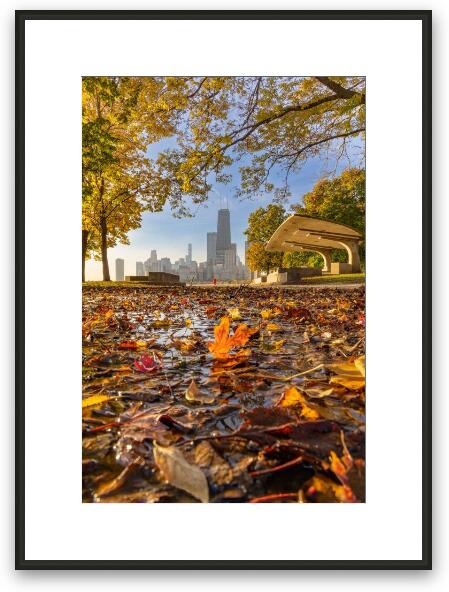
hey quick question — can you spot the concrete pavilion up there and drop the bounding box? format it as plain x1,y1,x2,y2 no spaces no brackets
265,214,363,273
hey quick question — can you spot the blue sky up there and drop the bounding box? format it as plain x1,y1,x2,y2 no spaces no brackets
85,139,359,280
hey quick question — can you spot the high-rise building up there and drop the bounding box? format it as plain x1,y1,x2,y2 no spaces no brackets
216,209,231,265
186,243,192,264
136,261,144,276
115,258,124,281
207,232,217,263
245,241,250,267
224,243,237,270
160,257,172,272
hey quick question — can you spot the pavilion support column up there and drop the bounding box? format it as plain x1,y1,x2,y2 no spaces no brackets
316,249,332,272
344,240,361,273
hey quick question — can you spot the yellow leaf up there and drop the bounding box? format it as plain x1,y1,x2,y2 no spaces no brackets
277,386,320,420
82,394,114,408
185,319,192,327
266,322,281,331
327,357,365,391
273,339,286,350
328,361,361,377
354,355,365,377
228,307,242,320
329,375,365,391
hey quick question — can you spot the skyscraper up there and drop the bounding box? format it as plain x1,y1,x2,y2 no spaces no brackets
207,232,217,263
245,241,250,267
136,261,144,276
186,243,192,264
215,208,231,265
115,258,124,281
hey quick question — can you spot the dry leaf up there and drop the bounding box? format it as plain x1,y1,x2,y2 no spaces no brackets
327,357,365,391
185,379,214,404
153,443,209,503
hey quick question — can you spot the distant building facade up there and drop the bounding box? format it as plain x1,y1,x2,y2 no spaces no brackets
135,207,249,284
136,261,145,276
115,258,124,281
207,232,217,264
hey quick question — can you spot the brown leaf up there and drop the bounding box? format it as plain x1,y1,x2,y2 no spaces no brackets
185,379,214,404
153,443,209,503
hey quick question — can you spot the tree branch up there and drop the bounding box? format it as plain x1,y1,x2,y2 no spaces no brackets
315,76,365,104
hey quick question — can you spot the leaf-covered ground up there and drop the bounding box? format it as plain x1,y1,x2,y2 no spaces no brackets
82,285,365,503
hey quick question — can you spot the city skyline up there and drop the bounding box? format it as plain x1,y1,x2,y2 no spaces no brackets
117,207,248,282
85,148,356,280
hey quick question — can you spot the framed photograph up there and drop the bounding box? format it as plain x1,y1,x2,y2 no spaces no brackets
16,10,431,569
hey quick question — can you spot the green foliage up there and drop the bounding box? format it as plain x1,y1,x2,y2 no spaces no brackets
297,168,365,234
246,242,283,274
295,167,365,264
245,204,287,243
245,204,287,273
282,251,325,269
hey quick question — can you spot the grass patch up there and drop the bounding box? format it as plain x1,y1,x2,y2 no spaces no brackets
300,273,365,285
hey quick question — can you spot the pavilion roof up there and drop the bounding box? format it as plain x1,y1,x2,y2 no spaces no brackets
265,214,362,252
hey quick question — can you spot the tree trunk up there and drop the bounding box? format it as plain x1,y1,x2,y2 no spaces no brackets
82,229,88,283
100,217,110,281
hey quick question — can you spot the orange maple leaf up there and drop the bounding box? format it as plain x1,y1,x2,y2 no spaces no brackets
208,316,257,358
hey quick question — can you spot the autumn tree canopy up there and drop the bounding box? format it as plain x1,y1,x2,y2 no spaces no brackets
152,76,365,208
82,76,179,280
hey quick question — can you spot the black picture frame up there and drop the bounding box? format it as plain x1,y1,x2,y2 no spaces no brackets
15,9,432,570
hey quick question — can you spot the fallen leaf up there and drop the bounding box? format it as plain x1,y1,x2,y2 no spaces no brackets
303,386,335,399
153,443,209,503
96,462,141,498
119,340,147,350
185,379,214,404
228,307,242,320
327,358,365,391
172,337,198,352
329,374,365,391
354,355,365,377
276,386,320,420
301,476,357,503
82,394,114,408
208,316,257,358
134,354,162,373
